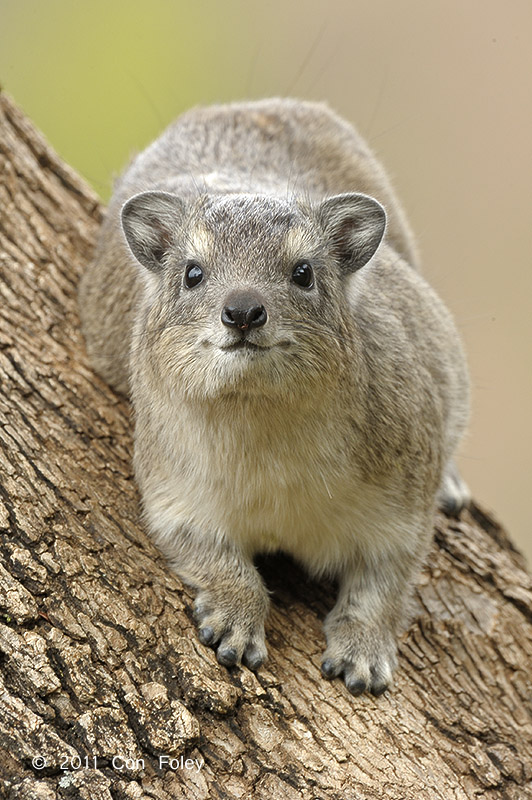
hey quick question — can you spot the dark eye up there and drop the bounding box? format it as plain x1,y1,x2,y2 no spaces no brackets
184,262,204,289
291,261,314,288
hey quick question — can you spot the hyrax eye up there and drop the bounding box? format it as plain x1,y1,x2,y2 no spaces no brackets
291,262,314,289
184,261,204,289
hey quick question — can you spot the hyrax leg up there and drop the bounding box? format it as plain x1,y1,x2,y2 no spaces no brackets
438,459,471,516
321,545,420,696
164,533,270,670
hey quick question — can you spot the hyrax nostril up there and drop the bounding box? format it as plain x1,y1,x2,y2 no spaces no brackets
221,291,268,331
221,303,267,330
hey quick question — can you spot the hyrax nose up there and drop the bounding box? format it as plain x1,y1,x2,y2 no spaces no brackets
221,291,268,332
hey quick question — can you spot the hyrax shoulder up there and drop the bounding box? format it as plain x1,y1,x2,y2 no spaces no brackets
79,98,469,696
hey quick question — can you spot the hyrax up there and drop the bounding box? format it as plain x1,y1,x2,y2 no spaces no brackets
79,98,470,695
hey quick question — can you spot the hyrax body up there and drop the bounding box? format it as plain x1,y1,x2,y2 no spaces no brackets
79,98,469,695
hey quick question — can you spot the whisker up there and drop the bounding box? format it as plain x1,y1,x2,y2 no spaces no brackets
283,22,329,97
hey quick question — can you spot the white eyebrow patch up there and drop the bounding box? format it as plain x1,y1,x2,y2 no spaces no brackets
283,225,315,260
187,226,215,258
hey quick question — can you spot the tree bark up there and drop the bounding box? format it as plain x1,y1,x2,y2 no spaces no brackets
0,90,531,800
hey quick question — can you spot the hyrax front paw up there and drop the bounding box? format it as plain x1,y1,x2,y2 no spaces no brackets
194,584,269,671
321,615,398,696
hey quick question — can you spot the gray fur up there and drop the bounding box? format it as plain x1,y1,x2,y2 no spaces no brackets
79,98,470,695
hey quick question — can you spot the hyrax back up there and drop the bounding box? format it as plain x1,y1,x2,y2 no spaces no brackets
79,98,469,695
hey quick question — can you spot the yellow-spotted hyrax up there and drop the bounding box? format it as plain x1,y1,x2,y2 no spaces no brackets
79,99,470,696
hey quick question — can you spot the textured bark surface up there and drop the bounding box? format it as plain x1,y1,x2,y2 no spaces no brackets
1,90,532,800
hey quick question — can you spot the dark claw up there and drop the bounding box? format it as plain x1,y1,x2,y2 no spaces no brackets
320,659,337,679
198,626,216,646
243,646,265,671
346,677,367,696
217,646,238,667
370,681,389,697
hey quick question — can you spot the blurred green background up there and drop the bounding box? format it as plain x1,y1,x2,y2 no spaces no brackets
1,0,531,561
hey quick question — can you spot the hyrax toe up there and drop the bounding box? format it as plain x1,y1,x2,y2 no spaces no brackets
242,642,268,671
438,460,471,516
216,644,239,667
214,627,268,669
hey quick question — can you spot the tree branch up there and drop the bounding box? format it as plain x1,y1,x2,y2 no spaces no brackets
1,90,531,800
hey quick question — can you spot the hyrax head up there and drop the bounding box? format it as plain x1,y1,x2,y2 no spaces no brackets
121,191,386,399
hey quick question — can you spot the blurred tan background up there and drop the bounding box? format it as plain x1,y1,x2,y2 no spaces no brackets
1,0,530,561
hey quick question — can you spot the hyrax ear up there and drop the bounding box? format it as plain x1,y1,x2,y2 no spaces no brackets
121,191,186,272
318,193,386,273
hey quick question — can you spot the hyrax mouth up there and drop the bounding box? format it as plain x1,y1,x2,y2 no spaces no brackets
218,338,292,354
220,340,270,352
